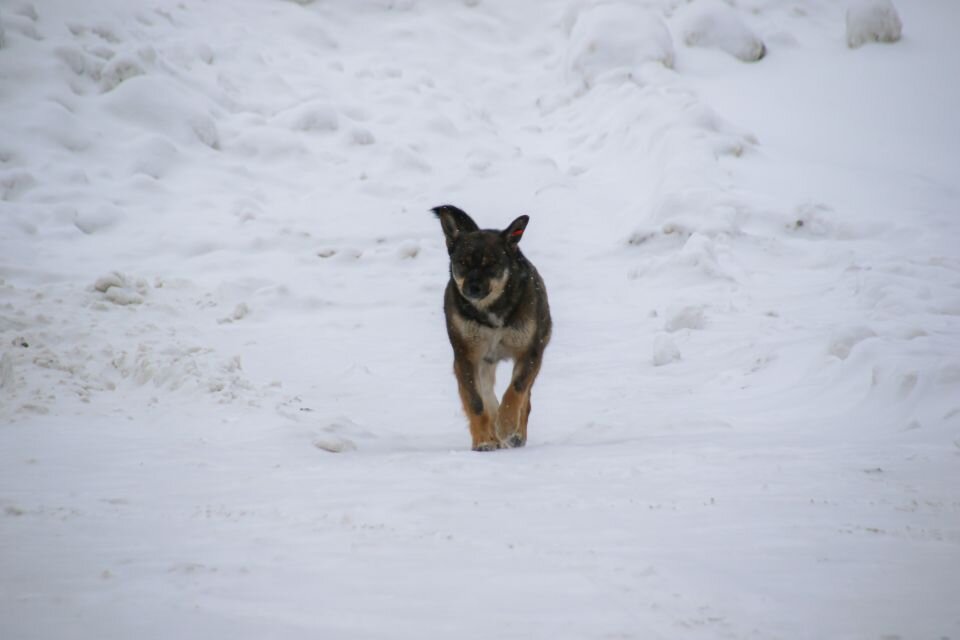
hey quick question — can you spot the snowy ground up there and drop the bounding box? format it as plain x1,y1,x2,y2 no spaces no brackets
1,0,959,638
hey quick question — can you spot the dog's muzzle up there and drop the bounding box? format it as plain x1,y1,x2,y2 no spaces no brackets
463,281,486,299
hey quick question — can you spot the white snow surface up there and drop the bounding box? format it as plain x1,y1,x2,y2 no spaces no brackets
2,0,959,638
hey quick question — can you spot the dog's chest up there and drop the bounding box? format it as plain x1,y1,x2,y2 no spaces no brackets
453,314,533,362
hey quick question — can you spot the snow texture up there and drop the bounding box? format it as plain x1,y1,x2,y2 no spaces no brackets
1,0,959,638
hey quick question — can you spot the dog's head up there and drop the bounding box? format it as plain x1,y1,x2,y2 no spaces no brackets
433,205,529,309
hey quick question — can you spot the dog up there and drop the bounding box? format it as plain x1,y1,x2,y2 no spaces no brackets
433,205,552,451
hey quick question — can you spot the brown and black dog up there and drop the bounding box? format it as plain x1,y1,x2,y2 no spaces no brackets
433,205,552,451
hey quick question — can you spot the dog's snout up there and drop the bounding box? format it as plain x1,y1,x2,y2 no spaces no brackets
464,281,484,298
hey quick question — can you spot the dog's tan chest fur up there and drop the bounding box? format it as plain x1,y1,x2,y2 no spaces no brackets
451,313,535,363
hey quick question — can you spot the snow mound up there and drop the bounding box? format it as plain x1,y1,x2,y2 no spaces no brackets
0,169,36,201
273,101,339,133
846,0,902,48
652,334,681,366
349,126,376,146
128,134,180,179
311,417,371,453
217,302,250,324
92,272,147,306
99,52,148,92
828,326,877,360
678,1,766,62
677,232,736,280
566,3,674,87
664,304,706,332
74,204,124,235
101,75,221,149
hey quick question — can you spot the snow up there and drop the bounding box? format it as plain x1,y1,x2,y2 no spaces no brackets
651,334,681,367
677,1,767,62
846,0,904,49
566,3,675,88
1,0,959,638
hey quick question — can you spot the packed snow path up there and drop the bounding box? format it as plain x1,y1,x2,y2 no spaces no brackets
1,0,958,638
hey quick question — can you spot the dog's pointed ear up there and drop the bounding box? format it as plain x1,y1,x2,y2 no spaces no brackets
503,215,529,249
433,205,479,252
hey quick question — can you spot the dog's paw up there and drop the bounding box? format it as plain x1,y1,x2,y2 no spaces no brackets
503,433,526,449
473,442,500,452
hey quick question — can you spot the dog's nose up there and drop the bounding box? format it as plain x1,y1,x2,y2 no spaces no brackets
464,282,483,298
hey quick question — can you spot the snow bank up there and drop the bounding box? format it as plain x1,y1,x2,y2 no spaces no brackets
847,0,903,48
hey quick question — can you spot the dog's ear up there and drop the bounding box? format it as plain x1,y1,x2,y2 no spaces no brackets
433,205,479,252
502,215,529,249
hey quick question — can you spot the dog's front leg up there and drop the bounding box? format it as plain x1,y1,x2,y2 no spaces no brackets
453,353,500,451
497,348,543,448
